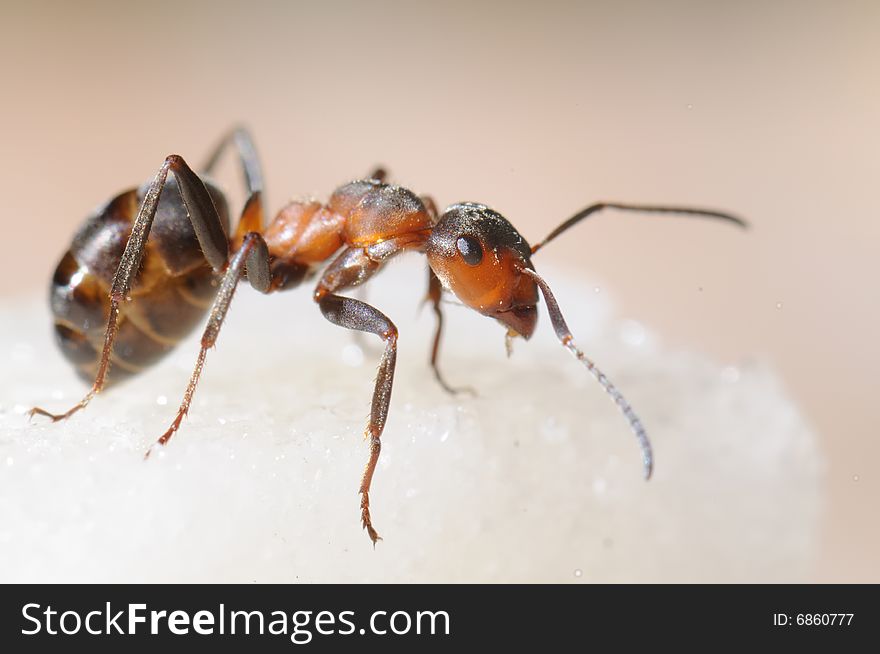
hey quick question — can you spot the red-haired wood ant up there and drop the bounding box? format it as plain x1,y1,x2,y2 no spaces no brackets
30,128,745,544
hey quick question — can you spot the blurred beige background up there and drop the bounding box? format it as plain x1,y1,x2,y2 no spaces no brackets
0,0,876,581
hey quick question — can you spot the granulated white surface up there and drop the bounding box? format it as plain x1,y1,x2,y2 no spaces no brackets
0,262,822,582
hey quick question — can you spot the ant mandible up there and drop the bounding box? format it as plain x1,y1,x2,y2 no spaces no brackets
30,127,746,544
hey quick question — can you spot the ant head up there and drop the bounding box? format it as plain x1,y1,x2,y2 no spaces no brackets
426,203,539,338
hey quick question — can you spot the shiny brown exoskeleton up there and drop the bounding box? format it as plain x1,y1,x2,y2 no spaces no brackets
31,128,746,544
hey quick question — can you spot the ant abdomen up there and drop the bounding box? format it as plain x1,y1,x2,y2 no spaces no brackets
49,177,229,384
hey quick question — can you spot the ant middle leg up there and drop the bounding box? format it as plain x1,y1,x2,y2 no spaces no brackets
29,155,234,422
146,231,272,457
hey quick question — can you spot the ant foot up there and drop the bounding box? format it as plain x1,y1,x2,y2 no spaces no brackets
27,403,84,423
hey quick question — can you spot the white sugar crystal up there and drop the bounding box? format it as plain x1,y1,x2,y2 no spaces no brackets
0,264,821,582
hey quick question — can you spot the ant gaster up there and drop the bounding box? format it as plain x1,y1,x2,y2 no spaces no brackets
31,128,746,544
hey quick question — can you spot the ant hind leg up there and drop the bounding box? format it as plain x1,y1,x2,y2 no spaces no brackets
29,155,232,423
200,126,264,199
200,127,267,247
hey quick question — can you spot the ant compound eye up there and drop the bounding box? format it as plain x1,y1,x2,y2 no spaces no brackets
456,235,483,266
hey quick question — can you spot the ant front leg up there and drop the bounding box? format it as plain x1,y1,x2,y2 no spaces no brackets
425,268,475,396
29,155,231,423
146,231,272,457
418,193,474,394
314,245,413,545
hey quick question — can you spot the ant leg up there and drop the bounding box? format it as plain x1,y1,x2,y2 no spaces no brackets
200,125,264,197
314,241,429,544
418,191,473,395
145,231,271,457
29,155,233,422
199,127,266,246
317,290,397,545
425,268,475,396
419,191,470,392
349,286,371,351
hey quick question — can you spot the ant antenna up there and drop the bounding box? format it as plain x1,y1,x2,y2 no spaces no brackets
530,202,747,254
521,267,653,479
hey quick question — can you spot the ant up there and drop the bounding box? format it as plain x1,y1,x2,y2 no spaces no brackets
30,127,746,544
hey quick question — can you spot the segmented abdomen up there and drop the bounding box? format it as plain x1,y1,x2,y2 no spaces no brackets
50,179,228,384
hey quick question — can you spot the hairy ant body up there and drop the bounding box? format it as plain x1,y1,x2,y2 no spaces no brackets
31,128,745,544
